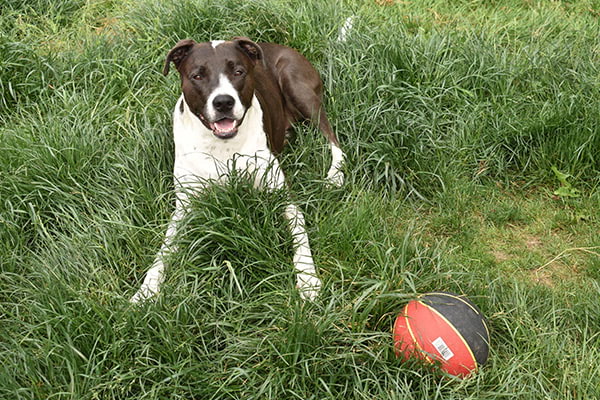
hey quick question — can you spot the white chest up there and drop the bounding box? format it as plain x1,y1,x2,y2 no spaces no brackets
171,95,283,189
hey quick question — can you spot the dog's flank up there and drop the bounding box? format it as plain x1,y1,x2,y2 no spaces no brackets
131,37,344,303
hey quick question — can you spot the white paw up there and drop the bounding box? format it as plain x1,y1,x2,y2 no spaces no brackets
130,285,159,304
326,145,345,187
326,167,344,187
296,273,322,301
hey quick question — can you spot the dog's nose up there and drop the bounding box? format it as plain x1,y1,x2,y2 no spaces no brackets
213,95,235,113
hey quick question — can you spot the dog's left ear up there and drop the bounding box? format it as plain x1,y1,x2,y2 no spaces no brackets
233,37,264,65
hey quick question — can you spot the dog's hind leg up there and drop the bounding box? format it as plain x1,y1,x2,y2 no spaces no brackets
315,111,345,187
281,76,345,186
306,102,345,187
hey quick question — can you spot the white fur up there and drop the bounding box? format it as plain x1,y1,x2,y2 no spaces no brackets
337,16,355,43
211,40,225,49
131,91,320,302
326,143,345,186
205,74,246,122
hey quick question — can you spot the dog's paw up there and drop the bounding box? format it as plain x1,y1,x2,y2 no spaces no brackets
326,145,345,187
130,285,158,304
326,167,344,187
296,273,322,301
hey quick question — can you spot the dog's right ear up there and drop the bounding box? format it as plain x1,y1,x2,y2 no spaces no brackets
163,39,196,76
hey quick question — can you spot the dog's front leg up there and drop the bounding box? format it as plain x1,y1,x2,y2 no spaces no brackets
284,203,321,301
253,153,321,300
130,193,188,303
256,156,321,299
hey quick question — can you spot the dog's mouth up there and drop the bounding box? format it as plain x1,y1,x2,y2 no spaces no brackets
196,113,240,139
209,118,239,139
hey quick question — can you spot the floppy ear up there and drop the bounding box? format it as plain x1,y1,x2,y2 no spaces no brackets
233,37,264,64
163,39,196,76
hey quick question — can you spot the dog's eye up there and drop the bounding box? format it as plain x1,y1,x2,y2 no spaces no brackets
192,67,207,81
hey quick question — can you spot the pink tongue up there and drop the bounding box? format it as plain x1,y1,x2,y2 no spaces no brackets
214,119,236,132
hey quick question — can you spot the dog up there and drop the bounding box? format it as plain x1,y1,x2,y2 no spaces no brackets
130,37,345,303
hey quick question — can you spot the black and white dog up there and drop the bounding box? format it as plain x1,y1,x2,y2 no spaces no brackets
130,37,344,302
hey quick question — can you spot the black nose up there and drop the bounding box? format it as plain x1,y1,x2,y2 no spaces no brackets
213,95,235,113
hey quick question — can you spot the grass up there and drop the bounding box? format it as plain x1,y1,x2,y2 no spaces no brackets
1,0,600,398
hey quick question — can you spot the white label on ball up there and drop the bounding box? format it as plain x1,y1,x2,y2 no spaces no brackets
432,337,454,361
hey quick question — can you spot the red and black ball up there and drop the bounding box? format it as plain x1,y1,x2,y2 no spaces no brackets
393,292,490,377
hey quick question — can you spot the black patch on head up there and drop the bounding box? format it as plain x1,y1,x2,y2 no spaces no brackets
179,98,184,114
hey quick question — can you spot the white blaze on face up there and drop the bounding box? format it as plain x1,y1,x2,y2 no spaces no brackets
205,73,246,122
211,40,225,48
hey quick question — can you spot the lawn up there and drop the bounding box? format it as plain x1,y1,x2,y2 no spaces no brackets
1,0,599,399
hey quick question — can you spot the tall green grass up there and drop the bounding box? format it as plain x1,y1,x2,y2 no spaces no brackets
1,0,599,399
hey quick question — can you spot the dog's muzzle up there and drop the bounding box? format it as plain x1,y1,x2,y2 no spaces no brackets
195,94,248,139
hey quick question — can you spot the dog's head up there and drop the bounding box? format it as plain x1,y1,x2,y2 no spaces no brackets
163,37,263,139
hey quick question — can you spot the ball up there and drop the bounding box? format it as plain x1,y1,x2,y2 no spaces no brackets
393,292,490,377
